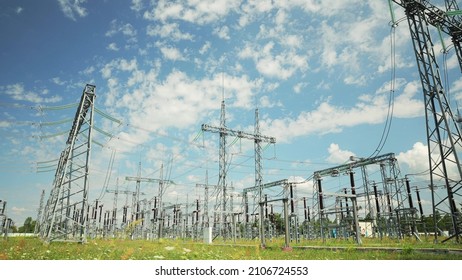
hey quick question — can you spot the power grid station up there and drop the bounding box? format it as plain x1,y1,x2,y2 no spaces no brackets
2,1,462,247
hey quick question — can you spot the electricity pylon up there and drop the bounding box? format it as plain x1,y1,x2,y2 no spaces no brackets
202,101,276,239
392,0,462,242
40,84,96,243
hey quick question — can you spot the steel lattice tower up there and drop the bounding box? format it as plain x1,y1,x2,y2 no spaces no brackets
40,84,96,243
202,102,276,239
393,0,462,242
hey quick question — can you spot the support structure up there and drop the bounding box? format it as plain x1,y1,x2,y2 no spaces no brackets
34,190,45,234
312,153,412,240
243,179,288,240
392,0,462,242
202,102,276,240
196,170,214,228
40,84,96,243
0,200,7,237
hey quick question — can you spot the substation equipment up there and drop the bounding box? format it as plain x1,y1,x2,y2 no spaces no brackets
35,0,462,244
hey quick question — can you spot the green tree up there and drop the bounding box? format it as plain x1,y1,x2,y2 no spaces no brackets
269,213,284,234
18,217,35,233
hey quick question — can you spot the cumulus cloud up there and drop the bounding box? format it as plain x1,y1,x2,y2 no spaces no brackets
57,0,88,21
106,20,137,37
130,0,144,12
99,56,264,153
239,41,308,80
107,42,120,51
326,143,356,164
143,0,241,25
159,46,186,61
147,23,194,41
260,79,423,143
213,26,230,40
397,142,429,175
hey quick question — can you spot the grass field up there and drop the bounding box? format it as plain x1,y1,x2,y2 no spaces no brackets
1,236,462,260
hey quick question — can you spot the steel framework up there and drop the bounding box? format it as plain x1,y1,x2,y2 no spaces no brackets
34,190,45,234
39,84,96,243
202,102,276,240
392,0,462,242
0,200,7,236
312,153,413,240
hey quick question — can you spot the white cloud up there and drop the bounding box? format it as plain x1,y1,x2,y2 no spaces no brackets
397,142,429,176
146,23,194,41
199,41,211,55
260,80,423,143
259,95,281,108
143,0,241,25
159,46,186,61
239,41,308,80
11,206,27,213
16,7,23,14
0,121,11,128
239,0,274,27
130,0,144,12
0,83,62,104
106,20,137,37
397,139,462,185
99,56,263,153
326,143,356,164
101,58,138,79
81,66,95,76
51,77,66,86
57,0,88,21
293,82,307,94
213,26,230,40
107,42,120,51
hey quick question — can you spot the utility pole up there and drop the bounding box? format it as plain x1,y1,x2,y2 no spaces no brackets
202,102,276,240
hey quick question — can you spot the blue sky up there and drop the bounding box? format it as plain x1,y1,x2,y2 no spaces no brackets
1,0,461,225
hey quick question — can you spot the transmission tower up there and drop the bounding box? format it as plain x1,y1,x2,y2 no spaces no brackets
392,0,462,242
40,84,96,243
202,102,276,239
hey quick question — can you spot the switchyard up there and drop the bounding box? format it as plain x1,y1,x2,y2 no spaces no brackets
13,0,458,249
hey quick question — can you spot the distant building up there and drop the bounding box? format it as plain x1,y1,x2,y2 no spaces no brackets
358,221,373,237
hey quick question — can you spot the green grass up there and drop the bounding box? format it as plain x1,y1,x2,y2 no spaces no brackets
1,236,462,260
